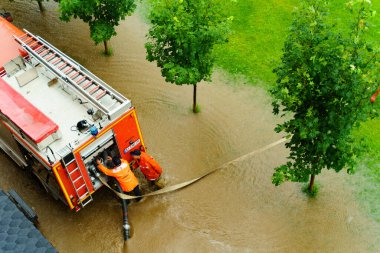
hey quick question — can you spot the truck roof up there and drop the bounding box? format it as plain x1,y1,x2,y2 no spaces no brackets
0,20,132,165
0,78,59,143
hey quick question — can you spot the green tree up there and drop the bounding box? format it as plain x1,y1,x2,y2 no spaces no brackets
59,0,136,55
271,0,379,193
145,0,232,113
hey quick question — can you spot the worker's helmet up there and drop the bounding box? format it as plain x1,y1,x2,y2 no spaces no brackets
130,150,141,157
112,157,122,166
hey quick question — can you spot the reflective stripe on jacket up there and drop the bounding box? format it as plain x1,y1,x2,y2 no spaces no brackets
98,159,139,192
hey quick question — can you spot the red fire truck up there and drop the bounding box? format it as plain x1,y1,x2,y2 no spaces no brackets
0,17,146,212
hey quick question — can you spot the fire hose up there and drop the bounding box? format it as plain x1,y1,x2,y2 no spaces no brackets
97,138,286,240
111,180,130,241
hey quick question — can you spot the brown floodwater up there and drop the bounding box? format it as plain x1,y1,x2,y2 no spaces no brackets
0,1,379,252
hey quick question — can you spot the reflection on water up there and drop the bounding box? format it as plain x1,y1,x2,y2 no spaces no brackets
0,1,379,252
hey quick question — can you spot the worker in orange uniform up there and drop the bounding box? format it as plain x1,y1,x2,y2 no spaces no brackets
96,156,142,201
130,150,164,189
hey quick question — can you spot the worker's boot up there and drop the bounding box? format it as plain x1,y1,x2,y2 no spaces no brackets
154,180,164,190
149,177,164,190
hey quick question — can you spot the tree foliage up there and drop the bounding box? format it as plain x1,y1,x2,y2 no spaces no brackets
271,0,379,191
59,0,136,54
145,0,232,112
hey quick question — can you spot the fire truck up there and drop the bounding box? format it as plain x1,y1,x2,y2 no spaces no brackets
0,17,146,212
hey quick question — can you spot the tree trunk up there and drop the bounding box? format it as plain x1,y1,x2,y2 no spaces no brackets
37,0,44,12
308,174,315,192
104,40,109,55
192,84,197,113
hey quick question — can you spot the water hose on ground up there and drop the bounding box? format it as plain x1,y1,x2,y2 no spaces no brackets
99,138,287,201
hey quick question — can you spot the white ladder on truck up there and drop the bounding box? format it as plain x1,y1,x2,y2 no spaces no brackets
62,154,93,208
14,30,132,121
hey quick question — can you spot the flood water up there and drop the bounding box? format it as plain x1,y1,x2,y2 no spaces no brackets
1,1,379,252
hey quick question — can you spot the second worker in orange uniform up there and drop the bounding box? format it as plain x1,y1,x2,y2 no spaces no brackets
130,150,164,189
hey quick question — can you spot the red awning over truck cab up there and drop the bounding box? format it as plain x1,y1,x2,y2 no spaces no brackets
0,78,59,143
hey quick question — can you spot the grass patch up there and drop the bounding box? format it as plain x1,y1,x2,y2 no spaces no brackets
302,183,319,198
194,104,201,113
351,160,380,223
213,0,297,89
352,119,380,223
213,0,380,89
103,47,113,56
190,104,201,113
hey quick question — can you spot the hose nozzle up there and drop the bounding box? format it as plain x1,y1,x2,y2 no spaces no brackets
123,223,130,240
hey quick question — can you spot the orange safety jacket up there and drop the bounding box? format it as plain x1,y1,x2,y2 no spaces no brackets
137,152,163,181
98,159,139,192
